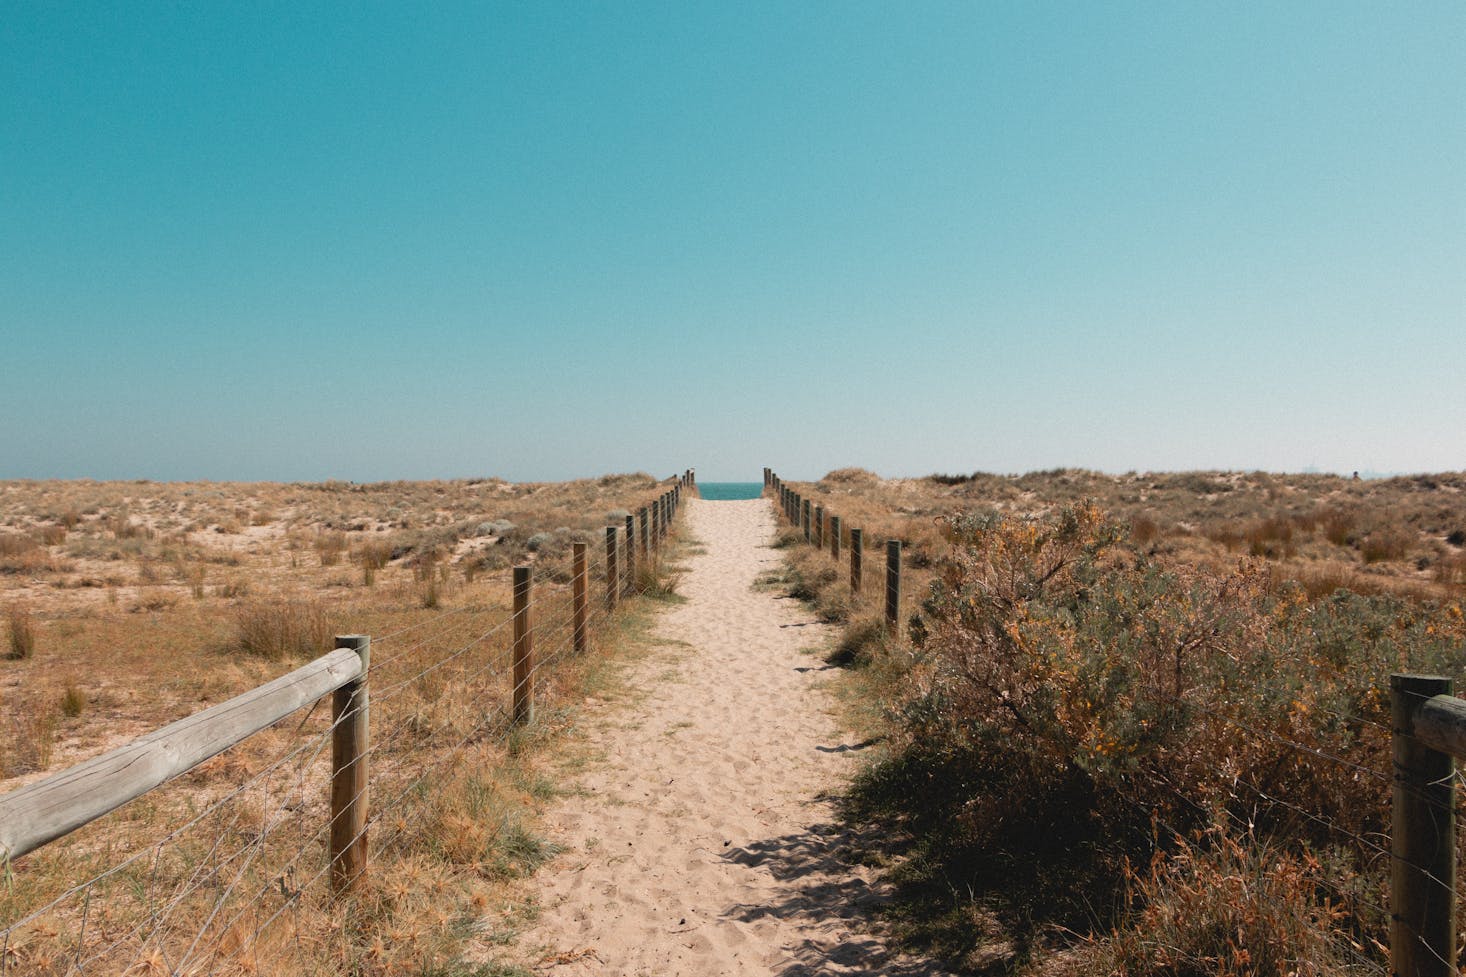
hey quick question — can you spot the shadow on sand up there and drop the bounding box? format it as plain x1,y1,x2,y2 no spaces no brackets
719,811,957,977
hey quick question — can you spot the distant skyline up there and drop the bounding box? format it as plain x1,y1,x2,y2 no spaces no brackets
3,3,1463,484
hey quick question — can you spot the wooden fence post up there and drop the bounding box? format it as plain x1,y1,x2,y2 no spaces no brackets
512,567,534,726
639,507,650,565
831,515,842,561
885,539,902,635
572,542,588,655
624,514,637,596
802,499,811,542
814,505,824,549
850,528,863,592
605,526,618,611
1391,673,1456,977
330,634,370,894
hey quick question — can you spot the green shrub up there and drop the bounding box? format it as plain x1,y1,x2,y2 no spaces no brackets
857,502,1466,966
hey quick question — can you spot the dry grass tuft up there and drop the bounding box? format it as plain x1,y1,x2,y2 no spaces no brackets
60,679,85,718
233,598,331,660
1079,827,1351,976
7,604,36,659
0,471,686,973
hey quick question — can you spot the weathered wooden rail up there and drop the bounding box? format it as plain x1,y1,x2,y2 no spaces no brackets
0,470,695,916
0,637,373,890
766,466,1466,976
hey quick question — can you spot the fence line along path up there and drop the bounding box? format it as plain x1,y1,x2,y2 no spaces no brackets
500,496,955,976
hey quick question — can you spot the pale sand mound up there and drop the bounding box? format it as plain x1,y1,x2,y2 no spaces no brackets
505,498,954,976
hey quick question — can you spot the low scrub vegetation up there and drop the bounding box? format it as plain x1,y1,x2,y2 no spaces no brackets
776,469,1466,972
0,471,685,975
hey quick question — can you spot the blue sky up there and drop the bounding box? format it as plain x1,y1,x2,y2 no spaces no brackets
3,2,1462,482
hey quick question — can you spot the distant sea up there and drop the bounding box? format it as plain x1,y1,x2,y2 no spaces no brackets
698,482,765,501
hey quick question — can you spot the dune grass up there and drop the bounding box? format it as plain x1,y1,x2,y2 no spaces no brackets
0,473,690,975
772,468,1466,973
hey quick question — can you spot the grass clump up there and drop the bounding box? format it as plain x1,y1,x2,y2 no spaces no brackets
827,617,884,667
1081,826,1351,976
7,604,36,659
634,558,684,600
60,679,85,717
233,598,331,660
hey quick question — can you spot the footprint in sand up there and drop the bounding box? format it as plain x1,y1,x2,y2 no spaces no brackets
500,497,958,977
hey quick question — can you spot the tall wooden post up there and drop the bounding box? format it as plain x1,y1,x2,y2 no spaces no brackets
330,634,370,894
1392,673,1456,977
814,505,824,549
802,499,811,542
572,542,588,655
850,528,863,592
624,514,637,596
885,539,902,636
605,526,618,611
639,507,650,564
512,567,534,726
831,515,842,560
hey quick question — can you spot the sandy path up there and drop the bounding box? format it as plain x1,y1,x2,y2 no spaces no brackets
509,497,951,977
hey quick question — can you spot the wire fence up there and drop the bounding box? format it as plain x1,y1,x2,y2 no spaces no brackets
0,475,693,976
764,466,1466,976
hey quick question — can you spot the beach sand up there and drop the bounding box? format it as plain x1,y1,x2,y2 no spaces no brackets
505,497,953,976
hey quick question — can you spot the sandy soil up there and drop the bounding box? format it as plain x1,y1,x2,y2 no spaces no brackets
506,497,952,976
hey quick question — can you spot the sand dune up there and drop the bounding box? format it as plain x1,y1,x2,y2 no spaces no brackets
507,497,953,976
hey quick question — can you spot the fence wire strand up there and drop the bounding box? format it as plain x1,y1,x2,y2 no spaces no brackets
0,506,682,976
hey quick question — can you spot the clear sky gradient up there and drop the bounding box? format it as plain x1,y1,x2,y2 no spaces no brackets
3,2,1462,482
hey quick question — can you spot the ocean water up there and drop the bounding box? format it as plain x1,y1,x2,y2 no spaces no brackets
697,482,765,501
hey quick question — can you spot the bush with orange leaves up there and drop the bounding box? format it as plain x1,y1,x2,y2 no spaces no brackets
857,502,1466,969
